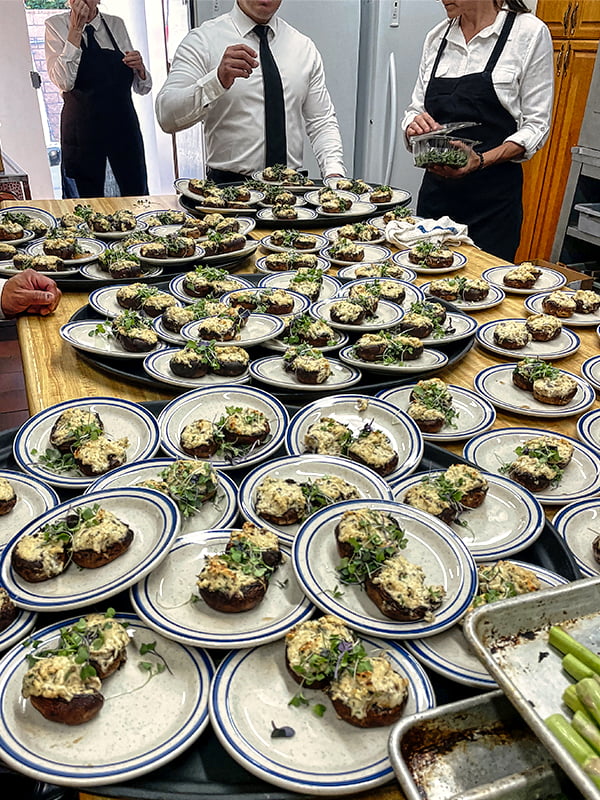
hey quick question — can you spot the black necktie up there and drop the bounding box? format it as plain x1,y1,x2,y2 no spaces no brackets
253,25,287,168
85,24,100,51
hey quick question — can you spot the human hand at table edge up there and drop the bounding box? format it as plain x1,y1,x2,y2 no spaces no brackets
1,270,62,318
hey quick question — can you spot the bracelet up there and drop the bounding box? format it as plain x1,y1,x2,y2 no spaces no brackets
475,151,485,171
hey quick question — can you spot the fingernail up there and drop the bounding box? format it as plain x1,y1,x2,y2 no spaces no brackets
45,293,52,301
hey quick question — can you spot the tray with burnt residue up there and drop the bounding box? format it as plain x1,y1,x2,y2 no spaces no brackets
389,690,579,800
463,577,600,800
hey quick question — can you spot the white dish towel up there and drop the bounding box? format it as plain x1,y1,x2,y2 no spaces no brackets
385,215,477,250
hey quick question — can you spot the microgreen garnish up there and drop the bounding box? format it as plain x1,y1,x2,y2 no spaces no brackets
159,460,219,517
312,704,326,718
288,692,309,708
290,636,371,688
410,381,459,428
336,513,407,584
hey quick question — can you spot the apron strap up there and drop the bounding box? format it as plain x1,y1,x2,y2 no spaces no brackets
484,11,517,72
430,21,453,80
81,13,124,55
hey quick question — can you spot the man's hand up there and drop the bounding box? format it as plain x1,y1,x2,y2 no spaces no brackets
217,44,258,89
68,0,91,33
123,50,147,80
1,270,62,318
405,112,442,139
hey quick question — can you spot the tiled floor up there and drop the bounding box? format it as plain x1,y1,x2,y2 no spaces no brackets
0,320,29,431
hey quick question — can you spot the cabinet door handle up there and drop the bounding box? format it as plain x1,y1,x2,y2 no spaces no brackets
563,2,572,35
563,43,571,76
570,2,579,36
556,43,564,77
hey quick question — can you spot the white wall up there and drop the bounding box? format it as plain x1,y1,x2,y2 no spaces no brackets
0,0,54,199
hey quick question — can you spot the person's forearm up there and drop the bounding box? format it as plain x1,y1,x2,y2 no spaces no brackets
481,141,526,169
67,19,84,48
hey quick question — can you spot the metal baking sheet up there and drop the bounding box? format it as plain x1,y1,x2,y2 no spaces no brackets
389,689,577,800
464,576,600,800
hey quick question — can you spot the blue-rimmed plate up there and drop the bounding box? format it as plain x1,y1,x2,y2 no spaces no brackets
336,277,425,311
304,188,359,207
151,316,187,347
91,221,148,241
0,488,180,611
131,529,312,648
135,209,191,227
580,354,600,392
475,318,580,360
88,286,182,320
0,229,35,247
79,262,163,281
392,249,467,274
209,635,434,795
168,272,253,304
0,612,213,787
181,313,284,348
256,207,317,223
0,470,59,549
404,561,569,688
338,344,448,374
60,320,167,360
220,287,310,316
175,178,264,208
322,226,386,245
257,271,341,301
321,243,391,267
255,254,329,274
249,355,361,392
317,200,378,218
310,297,403,332
285,394,423,484
238,453,394,545
143,348,250,389
86,458,238,536
0,206,57,232
158,385,289,472
391,470,544,561
128,242,204,267
0,607,37,654
261,326,349,354
473,363,595,418
577,408,600,453
553,499,600,578
292,499,477,639
337,264,418,283
149,216,255,241
420,280,505,311
377,384,496,443
463,426,600,506
26,237,106,266
418,313,478,345
359,188,411,207
259,233,329,254
481,265,566,295
524,291,600,327
13,396,160,490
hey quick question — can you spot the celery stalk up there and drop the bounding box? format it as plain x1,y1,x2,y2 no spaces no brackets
549,627,600,676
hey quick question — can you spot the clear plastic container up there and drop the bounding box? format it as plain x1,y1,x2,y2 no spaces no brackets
412,135,479,169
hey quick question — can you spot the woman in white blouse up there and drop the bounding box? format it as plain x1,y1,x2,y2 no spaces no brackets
403,0,553,261
45,0,151,198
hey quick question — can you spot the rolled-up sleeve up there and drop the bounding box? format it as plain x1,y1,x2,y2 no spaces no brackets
45,18,81,92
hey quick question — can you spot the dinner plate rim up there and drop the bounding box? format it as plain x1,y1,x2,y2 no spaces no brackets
523,291,600,327
0,469,60,549
0,206,57,229
336,263,418,283
180,311,286,346
174,178,264,206
552,498,600,578
392,249,467,273
420,281,505,310
480,265,567,294
475,317,581,360
309,297,404,332
321,243,392,266
142,348,250,389
59,320,167,360
249,355,362,392
577,408,600,453
256,206,317,222
338,344,449,373
580,354,600,392
259,233,329,254
25,237,106,266
167,272,253,304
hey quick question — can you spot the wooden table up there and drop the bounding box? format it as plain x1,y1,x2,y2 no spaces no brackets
2,195,599,800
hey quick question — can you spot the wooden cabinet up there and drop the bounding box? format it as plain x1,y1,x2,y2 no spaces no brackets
516,5,598,262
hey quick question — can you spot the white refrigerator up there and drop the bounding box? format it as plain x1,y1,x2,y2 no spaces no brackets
190,0,445,202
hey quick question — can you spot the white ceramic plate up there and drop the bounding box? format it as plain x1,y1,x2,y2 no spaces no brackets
317,200,378,217
577,408,600,453
13,396,160,490
359,187,412,207
463,427,600,506
0,488,180,611
254,254,330,274
174,178,263,208
135,209,191,227
131,529,313,648
377,384,496,443
0,612,213,786
143,348,250,389
261,326,349,354
259,233,329,254
60,320,167,360
419,313,478,344
553,499,600,578
321,243,392,267
481,266,566,295
285,394,424,484
420,281,506,311
181,313,285,347
252,170,315,189
158,385,288,472
472,363,595,419
249,355,361,392
257,271,341,300
475,318,580,360
339,345,448,374
0,470,59,549
168,272,253,304
392,249,467,274
405,562,569,688
150,317,187,347
127,242,204,267
0,607,37,654
209,635,434,795
220,288,310,316
198,239,260,265
322,226,386,245
257,194,306,208
337,263,418,283
25,237,106,266
580,354,600,392
524,291,600,327
149,217,256,242
0,206,57,231
87,458,238,536
310,297,404,332
79,262,163,281
304,189,359,207
0,229,35,247
88,286,182,320
292,498,477,639
368,214,423,231
256,207,317,223
391,470,545,561
0,262,81,278
337,277,425,310
238,454,394,545
92,224,147,241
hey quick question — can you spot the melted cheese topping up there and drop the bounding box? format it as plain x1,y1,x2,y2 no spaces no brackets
163,306,195,329
444,464,488,494
143,294,178,314
371,553,445,619
0,476,16,504
493,321,530,346
543,292,577,312
255,477,306,520
533,374,577,399
312,475,359,503
407,402,445,424
574,289,600,312
348,430,396,468
525,314,562,336
50,409,101,449
522,435,574,466
71,507,131,553
79,614,131,672
197,554,262,595
336,508,399,546
215,346,249,366
73,436,129,474
293,354,331,383
504,264,541,283
22,655,102,701
180,419,215,450
330,300,364,323
328,656,408,718
304,417,352,455
225,408,269,438
0,587,15,615
471,561,540,612
285,616,354,671
229,521,280,553
510,455,558,481
13,531,67,576
196,316,237,339
403,483,451,517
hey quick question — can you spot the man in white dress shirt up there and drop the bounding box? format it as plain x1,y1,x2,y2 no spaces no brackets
156,0,345,182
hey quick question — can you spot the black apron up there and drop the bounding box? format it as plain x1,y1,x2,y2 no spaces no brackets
417,12,522,261
60,14,148,198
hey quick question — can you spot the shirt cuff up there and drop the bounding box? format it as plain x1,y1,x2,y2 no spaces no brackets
504,132,537,161
63,39,82,59
200,70,227,105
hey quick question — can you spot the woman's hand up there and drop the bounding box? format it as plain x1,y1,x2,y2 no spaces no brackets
69,0,90,32
406,113,441,138
427,141,483,180
123,50,147,80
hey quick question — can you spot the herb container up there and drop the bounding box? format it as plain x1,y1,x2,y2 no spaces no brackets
412,136,479,169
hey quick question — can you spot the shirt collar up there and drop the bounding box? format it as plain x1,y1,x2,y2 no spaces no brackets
232,2,279,38
447,7,507,48
85,13,102,31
